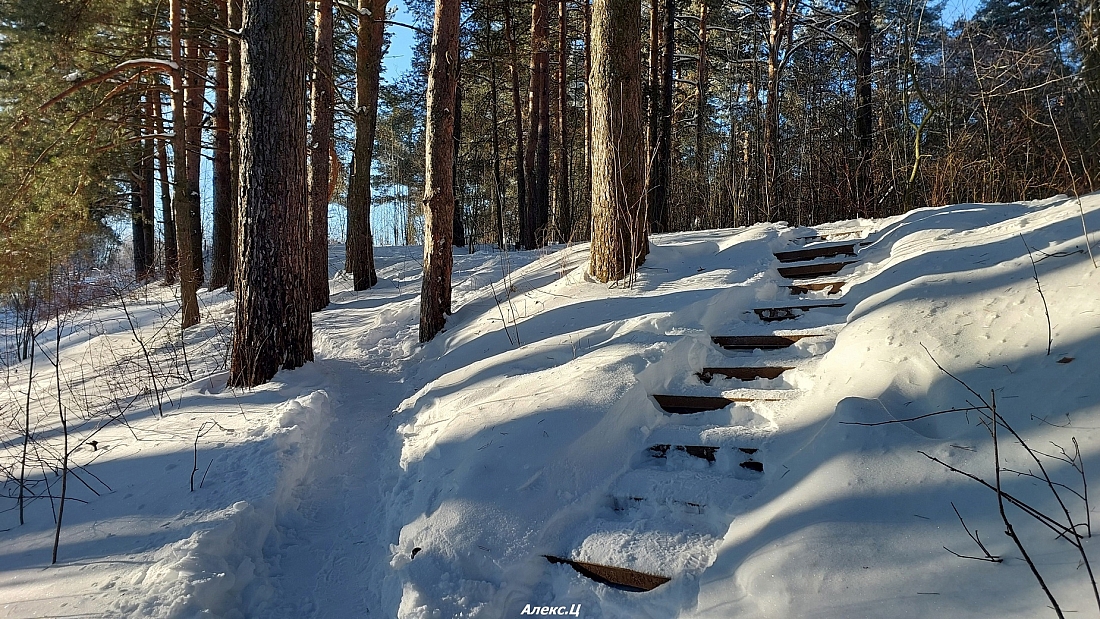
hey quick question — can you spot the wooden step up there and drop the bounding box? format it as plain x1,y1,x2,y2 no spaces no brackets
698,366,793,382
777,261,857,279
711,334,821,350
545,556,671,592
648,444,719,462
740,460,764,473
774,243,857,263
753,303,845,322
653,394,778,414
787,281,845,295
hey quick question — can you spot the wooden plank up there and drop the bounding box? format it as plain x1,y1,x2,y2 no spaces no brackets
648,444,719,462
777,261,856,279
698,366,792,382
753,303,845,322
652,394,778,414
739,461,764,472
545,555,671,592
787,281,845,295
710,334,821,350
774,243,857,263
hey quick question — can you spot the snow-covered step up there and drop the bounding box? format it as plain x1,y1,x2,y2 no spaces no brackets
652,394,780,414
774,242,857,263
648,443,720,462
544,555,671,592
610,468,761,514
697,366,793,382
646,423,771,449
793,228,866,243
786,280,845,295
777,260,858,279
752,302,845,322
710,334,825,350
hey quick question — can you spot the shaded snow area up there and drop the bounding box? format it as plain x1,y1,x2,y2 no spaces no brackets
2,195,1100,618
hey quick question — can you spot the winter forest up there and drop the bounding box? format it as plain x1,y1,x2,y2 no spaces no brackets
1,0,1100,616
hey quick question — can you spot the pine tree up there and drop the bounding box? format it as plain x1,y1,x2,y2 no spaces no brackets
588,0,648,282
419,0,460,342
229,0,313,387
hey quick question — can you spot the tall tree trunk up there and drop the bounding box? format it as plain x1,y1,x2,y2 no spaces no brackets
502,0,527,249
209,0,233,290
170,0,200,327
227,0,242,292
230,0,313,387
130,172,148,280
583,0,593,239
854,0,873,217
490,54,507,250
420,0,460,342
763,0,791,221
153,91,178,285
347,0,385,290
140,110,156,278
183,1,206,285
646,0,673,232
525,0,552,248
555,0,572,242
308,0,334,310
695,0,708,188
589,0,647,282
453,74,467,247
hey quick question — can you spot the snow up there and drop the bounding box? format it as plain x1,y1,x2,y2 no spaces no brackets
2,194,1100,618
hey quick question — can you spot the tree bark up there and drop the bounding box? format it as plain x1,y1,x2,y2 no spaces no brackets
153,90,178,285
170,0,200,327
140,109,157,279
555,0,572,242
183,0,206,285
419,0,460,342
227,0,242,292
854,0,873,216
502,0,527,249
453,75,467,248
347,0,385,290
209,0,233,290
525,0,552,248
308,0,334,310
230,0,313,387
588,0,647,282
489,53,507,249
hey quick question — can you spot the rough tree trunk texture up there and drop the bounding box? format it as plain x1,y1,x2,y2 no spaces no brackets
588,0,648,282
183,0,206,285
209,0,233,290
419,0,460,342
763,0,794,222
490,54,507,249
308,0,334,311
347,0,385,290
140,114,156,278
555,0,572,242
646,0,673,232
526,0,552,248
503,0,527,248
230,0,313,387
695,0,708,185
227,0,242,292
452,75,467,248
153,90,178,285
171,0,200,327
854,0,872,217
130,174,149,281
583,0,593,239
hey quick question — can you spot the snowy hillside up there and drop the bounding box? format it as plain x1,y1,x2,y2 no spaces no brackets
2,194,1100,618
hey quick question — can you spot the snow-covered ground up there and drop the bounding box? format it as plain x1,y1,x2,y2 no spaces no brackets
2,194,1099,618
